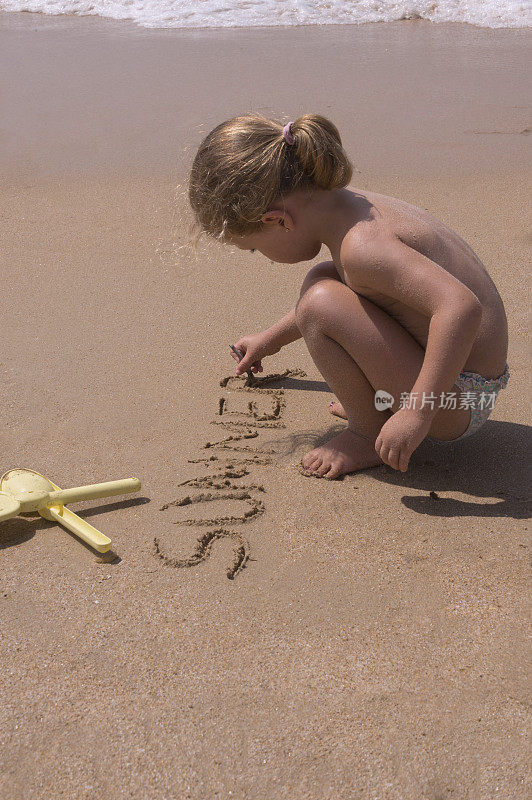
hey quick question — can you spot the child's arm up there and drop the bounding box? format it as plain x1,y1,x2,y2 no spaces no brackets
343,233,482,469
263,308,303,349
232,308,302,375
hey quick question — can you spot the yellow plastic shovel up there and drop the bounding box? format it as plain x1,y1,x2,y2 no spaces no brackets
0,469,141,553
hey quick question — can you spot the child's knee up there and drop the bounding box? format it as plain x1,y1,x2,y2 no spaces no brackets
296,262,343,324
299,260,339,297
296,280,337,329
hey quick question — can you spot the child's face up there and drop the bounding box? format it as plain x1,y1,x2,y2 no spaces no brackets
225,212,321,264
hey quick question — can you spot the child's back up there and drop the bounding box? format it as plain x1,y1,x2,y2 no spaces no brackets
334,186,508,378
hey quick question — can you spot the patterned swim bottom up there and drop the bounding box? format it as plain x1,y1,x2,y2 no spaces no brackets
452,363,510,440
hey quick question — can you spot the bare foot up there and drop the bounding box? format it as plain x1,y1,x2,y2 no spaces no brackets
301,428,382,479
328,399,347,420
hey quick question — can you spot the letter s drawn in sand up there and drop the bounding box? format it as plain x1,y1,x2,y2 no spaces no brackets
153,529,249,580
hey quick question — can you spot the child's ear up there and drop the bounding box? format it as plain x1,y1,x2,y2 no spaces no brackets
280,212,295,231
260,210,283,225
260,209,295,231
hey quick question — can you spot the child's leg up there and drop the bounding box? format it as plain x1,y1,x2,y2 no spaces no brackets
295,262,470,478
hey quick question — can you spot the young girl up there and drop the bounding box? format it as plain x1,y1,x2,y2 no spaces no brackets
188,114,509,479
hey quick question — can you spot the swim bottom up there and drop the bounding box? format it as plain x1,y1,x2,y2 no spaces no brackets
452,363,510,440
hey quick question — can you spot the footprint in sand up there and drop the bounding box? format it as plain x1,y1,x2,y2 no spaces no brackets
154,369,305,579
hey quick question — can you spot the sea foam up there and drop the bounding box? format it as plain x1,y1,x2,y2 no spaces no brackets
0,0,530,29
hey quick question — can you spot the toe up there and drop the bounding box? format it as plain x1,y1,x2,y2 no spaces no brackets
325,464,343,480
329,402,348,420
313,452,325,467
309,456,323,472
316,461,332,477
301,451,316,469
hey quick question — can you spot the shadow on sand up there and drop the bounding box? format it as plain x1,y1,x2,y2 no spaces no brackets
273,419,531,521
0,496,151,552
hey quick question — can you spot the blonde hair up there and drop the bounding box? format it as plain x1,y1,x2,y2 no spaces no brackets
188,113,353,242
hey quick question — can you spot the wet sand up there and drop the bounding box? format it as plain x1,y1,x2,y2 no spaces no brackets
0,12,530,800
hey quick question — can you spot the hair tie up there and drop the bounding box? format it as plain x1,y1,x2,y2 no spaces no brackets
283,122,295,146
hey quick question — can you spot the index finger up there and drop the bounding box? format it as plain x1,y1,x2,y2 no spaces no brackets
230,345,245,360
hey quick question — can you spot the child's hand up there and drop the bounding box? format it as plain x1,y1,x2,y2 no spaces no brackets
230,333,280,375
375,408,433,472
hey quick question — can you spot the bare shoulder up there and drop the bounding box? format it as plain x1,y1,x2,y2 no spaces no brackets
339,220,398,274
338,187,408,260
340,186,497,289
343,185,485,271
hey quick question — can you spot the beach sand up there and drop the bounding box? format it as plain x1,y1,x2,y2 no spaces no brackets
0,11,530,799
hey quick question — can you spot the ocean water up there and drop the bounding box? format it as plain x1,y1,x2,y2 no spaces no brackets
0,0,530,30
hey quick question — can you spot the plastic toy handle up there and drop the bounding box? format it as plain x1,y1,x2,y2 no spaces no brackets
45,505,112,552
48,478,141,507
